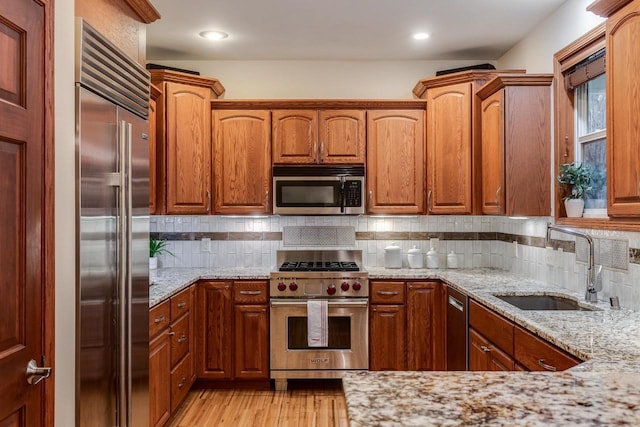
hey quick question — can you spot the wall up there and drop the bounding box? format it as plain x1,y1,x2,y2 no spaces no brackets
497,0,604,72
151,215,640,311
144,59,496,99
55,0,76,425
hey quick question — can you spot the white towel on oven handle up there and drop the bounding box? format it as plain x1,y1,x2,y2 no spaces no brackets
307,300,328,347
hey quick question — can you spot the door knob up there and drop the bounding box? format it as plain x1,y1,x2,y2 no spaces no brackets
26,359,52,385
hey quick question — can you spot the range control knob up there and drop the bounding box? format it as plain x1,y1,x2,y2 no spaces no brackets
289,282,298,291
352,282,362,291
341,282,350,291
277,282,287,292
327,284,337,295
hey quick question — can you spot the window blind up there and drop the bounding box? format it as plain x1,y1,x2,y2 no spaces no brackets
565,49,606,90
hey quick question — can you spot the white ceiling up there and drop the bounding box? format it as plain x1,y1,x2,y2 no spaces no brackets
146,0,568,61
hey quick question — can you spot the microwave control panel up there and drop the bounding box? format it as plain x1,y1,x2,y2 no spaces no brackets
344,180,362,207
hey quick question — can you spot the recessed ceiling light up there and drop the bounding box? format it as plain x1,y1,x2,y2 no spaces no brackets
199,31,229,41
413,32,430,40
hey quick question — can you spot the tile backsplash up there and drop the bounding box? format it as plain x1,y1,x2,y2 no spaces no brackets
151,215,640,311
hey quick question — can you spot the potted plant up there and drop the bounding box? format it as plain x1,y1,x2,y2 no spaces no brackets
557,162,592,218
149,238,173,270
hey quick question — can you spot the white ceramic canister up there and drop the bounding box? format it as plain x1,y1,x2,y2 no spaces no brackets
384,242,402,269
407,245,423,269
426,246,439,269
447,251,459,269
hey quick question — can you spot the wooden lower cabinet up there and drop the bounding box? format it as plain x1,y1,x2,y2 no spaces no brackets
469,328,515,371
149,330,171,427
370,304,406,370
197,280,269,381
369,280,444,371
407,282,444,371
469,299,581,372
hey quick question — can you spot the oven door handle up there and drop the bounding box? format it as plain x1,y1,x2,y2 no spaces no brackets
270,300,369,308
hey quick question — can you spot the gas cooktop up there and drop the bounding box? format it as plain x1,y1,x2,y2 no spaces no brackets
278,261,360,272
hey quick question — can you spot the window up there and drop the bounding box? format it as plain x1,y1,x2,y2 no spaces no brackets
575,70,607,216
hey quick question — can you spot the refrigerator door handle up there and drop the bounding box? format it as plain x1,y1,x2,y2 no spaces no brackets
124,121,133,427
118,120,134,427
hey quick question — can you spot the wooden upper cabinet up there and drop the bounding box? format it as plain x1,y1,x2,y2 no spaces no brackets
366,110,425,214
606,0,640,216
272,110,318,163
213,110,272,214
149,84,161,215
150,70,224,214
319,110,366,163
272,109,366,164
480,90,505,214
426,82,473,215
477,75,552,216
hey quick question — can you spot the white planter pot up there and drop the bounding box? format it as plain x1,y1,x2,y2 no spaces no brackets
564,199,585,218
149,256,158,270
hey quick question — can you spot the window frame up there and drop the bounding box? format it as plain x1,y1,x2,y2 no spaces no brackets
553,23,640,231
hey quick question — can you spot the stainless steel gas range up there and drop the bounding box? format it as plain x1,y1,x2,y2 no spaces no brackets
269,250,369,391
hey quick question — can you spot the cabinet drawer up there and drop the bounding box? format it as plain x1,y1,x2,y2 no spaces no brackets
233,281,268,304
170,353,193,413
469,300,514,356
170,312,190,367
149,300,171,339
170,287,192,321
514,327,581,372
370,282,405,304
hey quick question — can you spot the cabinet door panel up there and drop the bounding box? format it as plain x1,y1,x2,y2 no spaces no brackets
319,110,366,164
367,110,425,214
481,90,505,215
234,305,269,379
407,282,444,371
149,331,171,427
196,281,232,379
272,110,317,164
165,82,212,214
607,1,640,216
514,327,580,372
170,312,190,367
213,110,271,214
427,83,472,214
370,305,406,370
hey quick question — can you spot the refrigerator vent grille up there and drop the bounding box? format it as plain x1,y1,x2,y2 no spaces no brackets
76,19,150,119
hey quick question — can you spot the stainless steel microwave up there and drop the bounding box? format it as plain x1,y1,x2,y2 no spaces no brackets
272,165,365,215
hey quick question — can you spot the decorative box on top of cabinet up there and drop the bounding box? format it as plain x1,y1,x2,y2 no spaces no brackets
476,74,553,216
272,109,366,164
150,69,225,215
413,70,524,215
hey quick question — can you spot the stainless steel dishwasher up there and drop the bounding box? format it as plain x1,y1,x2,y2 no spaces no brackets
446,286,468,370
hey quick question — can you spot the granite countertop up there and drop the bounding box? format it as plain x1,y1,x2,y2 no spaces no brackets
149,266,640,425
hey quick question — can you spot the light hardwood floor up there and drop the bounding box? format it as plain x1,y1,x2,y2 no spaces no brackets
168,381,349,427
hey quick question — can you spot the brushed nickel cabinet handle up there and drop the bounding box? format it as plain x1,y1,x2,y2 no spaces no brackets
265,190,270,211
178,377,187,388
168,331,175,336
480,345,491,353
320,142,325,162
154,315,165,323
538,359,557,372
313,141,318,162
368,191,373,209
427,190,432,213
495,186,501,206
376,291,399,296
177,301,187,308
178,335,187,343
240,290,262,295
206,190,211,213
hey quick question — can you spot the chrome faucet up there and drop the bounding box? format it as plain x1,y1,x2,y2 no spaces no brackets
546,223,597,302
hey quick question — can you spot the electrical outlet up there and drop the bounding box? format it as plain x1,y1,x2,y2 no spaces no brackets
545,246,554,265
201,237,211,253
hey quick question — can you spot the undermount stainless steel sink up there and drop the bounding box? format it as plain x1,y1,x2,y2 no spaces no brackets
495,295,601,311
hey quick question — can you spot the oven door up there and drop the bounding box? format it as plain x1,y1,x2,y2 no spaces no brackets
270,299,369,371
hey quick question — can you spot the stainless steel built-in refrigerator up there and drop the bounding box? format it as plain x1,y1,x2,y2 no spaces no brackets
75,19,150,427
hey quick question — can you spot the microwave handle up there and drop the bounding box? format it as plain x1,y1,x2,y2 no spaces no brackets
340,178,345,213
